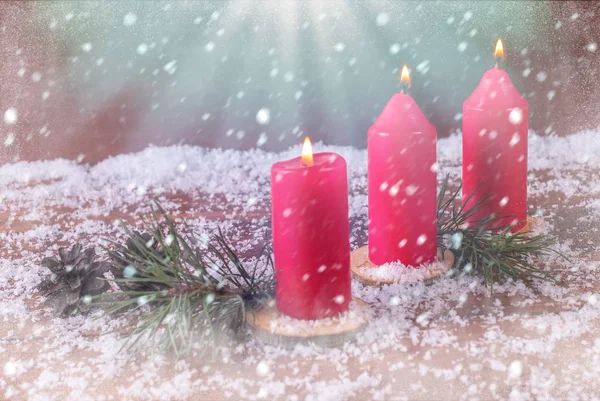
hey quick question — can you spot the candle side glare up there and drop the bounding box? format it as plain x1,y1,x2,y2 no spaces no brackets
462,39,528,231
271,144,351,320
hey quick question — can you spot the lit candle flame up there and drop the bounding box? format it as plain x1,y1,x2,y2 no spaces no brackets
400,65,411,89
301,137,314,167
495,38,505,61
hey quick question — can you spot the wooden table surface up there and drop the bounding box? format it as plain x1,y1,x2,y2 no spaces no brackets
1,159,600,401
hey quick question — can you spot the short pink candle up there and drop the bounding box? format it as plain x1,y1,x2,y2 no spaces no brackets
368,66,437,267
270,138,351,320
462,39,528,231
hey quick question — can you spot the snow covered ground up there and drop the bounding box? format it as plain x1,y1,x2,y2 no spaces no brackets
2,131,600,400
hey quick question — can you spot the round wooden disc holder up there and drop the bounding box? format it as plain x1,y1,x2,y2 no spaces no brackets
351,216,537,287
351,246,455,286
247,297,369,348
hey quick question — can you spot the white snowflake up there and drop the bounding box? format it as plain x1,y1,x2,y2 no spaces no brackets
256,108,271,125
3,108,18,124
123,12,137,26
376,13,390,26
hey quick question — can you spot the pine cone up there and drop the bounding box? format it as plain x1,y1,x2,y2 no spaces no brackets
36,244,110,316
108,231,169,293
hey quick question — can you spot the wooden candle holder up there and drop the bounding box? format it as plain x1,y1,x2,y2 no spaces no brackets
351,216,538,287
351,247,454,287
518,216,538,234
246,297,369,348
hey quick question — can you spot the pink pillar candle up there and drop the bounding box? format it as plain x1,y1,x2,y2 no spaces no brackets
271,139,351,320
462,40,528,231
368,67,437,267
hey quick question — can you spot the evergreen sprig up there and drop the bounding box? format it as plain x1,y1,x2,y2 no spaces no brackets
436,175,565,290
102,203,275,358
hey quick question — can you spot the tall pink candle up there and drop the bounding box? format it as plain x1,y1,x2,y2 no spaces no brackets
462,39,528,231
368,66,437,267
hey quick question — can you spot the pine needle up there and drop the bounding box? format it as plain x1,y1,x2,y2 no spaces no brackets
101,201,275,358
436,175,567,291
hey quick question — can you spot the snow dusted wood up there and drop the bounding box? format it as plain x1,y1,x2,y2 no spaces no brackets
247,298,369,348
351,247,454,286
2,131,599,401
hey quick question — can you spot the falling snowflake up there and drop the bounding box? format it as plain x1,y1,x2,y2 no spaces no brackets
586,42,597,53
509,133,521,147
256,108,271,125
334,43,346,52
509,108,523,125
3,108,18,124
137,43,148,55
163,60,177,75
256,132,268,147
451,233,463,249
4,133,15,146
123,12,137,26
376,13,390,26
416,60,430,74
536,71,547,82
405,185,418,196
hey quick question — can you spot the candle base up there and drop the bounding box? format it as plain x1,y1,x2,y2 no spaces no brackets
351,247,455,287
246,297,369,348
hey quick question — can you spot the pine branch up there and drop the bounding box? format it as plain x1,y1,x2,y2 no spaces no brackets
101,201,275,358
437,175,566,291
